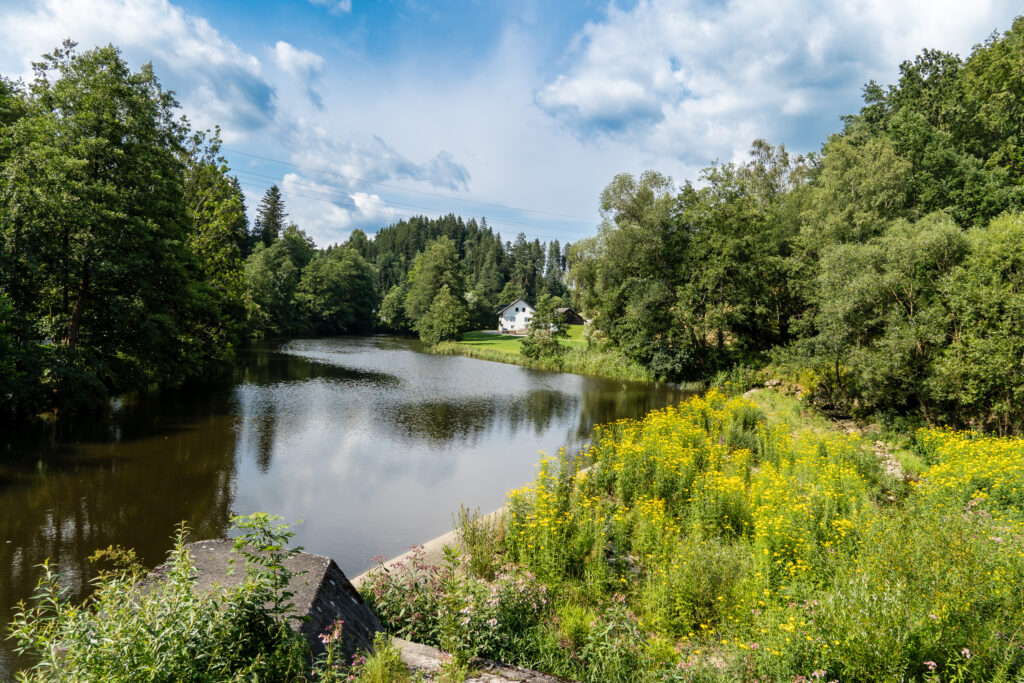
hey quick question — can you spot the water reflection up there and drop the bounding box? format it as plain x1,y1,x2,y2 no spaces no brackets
0,337,690,676
387,391,579,445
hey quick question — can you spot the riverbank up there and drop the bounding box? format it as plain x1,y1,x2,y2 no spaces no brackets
432,327,655,383
359,387,1024,682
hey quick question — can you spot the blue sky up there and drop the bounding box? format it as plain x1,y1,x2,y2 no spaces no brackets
1,0,1021,246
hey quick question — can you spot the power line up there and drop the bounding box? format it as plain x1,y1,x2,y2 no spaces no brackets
222,147,598,224
232,168,597,235
233,179,591,244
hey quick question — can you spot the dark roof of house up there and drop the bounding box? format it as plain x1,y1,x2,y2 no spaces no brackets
497,298,533,315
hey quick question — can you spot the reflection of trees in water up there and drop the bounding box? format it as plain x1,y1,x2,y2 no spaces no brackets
254,404,277,474
574,380,695,440
387,390,579,445
232,343,401,388
0,393,240,676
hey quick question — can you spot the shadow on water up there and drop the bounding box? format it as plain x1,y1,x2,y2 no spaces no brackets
0,336,689,677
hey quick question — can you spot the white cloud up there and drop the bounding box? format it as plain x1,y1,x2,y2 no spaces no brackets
0,0,276,138
272,41,324,75
309,0,352,16
0,0,474,245
286,126,471,192
537,0,1023,164
280,173,402,244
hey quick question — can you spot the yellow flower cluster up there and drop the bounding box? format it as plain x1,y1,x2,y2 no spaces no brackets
501,392,1024,676
914,427,1024,523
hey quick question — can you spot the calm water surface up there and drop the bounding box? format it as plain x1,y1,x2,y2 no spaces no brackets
0,336,689,675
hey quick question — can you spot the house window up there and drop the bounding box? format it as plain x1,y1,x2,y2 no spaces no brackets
515,307,519,312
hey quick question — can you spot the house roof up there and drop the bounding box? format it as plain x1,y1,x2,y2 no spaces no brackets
555,307,575,314
497,298,533,316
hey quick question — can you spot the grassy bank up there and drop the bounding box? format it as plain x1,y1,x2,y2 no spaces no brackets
362,389,1024,682
433,327,655,383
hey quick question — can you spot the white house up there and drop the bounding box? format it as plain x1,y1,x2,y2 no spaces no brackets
497,298,534,334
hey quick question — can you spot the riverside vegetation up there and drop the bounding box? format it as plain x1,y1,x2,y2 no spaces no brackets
432,324,656,383
8,513,409,683
10,390,1024,681
363,389,1024,682
6,17,1024,436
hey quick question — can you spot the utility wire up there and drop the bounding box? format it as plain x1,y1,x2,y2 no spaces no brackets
231,168,597,235
233,178,590,244
223,147,597,224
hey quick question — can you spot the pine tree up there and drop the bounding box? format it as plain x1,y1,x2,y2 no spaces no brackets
254,185,286,248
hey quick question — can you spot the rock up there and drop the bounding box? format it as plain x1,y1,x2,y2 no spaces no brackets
151,539,383,663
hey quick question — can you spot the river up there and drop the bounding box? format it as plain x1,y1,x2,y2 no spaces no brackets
0,336,689,675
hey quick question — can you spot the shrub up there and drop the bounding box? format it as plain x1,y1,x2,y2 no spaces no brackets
9,515,309,682
374,391,1024,681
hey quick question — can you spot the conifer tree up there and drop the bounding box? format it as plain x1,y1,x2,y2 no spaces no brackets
254,185,286,248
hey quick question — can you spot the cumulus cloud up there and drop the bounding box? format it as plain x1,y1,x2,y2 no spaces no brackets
537,0,1022,164
0,0,277,137
309,0,352,16
273,41,325,74
272,41,325,107
280,173,402,243
288,127,471,192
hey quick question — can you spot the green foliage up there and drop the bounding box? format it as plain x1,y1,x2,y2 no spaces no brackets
370,391,1024,682
244,240,303,336
416,284,469,347
928,213,1024,433
520,294,568,360
580,146,808,383
296,248,378,335
360,546,550,665
404,237,465,326
180,127,249,364
9,517,309,682
379,282,412,332
455,505,505,580
433,337,654,382
316,631,410,683
254,185,286,249
0,41,252,413
563,15,1024,433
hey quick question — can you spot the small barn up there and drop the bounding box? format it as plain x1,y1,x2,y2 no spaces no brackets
498,298,534,334
555,307,584,325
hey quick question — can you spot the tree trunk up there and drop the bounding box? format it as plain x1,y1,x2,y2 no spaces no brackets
63,261,88,349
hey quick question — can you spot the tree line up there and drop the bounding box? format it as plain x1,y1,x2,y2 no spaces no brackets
6,17,1024,434
567,17,1024,433
0,41,573,415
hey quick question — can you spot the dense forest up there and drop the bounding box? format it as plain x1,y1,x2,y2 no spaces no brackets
4,17,1024,434
0,41,571,415
568,18,1024,433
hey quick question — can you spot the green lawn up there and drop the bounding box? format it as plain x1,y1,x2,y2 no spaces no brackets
457,326,587,356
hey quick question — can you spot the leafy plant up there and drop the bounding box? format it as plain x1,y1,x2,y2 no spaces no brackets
9,517,309,682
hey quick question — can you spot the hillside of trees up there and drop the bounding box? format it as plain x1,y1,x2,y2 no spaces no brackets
567,18,1024,433
0,40,573,416
5,17,1024,435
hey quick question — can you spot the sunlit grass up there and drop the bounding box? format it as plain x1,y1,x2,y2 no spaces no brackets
433,326,650,382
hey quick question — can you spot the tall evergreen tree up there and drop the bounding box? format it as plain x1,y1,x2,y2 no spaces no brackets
254,185,286,248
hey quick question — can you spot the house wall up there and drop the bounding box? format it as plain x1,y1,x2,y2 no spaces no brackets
498,300,534,334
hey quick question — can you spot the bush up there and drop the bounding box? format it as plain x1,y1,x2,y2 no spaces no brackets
360,546,549,664
9,515,309,682
371,391,1024,681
